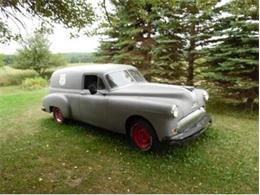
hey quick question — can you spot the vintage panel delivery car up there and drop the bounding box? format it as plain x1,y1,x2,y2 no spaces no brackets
42,64,212,151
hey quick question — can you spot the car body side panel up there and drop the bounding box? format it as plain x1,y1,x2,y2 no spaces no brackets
64,93,81,120
79,91,108,128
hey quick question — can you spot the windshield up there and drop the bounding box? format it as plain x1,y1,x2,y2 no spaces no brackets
128,69,146,82
106,69,145,88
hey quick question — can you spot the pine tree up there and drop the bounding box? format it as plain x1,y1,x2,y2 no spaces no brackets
96,0,157,80
178,0,219,85
151,0,219,85
205,0,259,107
151,1,186,84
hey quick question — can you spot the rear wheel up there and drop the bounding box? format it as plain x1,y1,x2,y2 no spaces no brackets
53,107,65,123
130,119,160,152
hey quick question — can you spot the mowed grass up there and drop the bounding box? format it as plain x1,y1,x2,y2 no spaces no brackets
0,86,258,193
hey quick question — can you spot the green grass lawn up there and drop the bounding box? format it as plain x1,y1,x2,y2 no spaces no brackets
0,86,258,193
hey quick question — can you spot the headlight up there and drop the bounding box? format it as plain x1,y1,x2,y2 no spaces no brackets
203,91,209,101
170,104,179,117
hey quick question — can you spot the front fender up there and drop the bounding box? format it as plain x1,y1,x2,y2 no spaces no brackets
193,89,207,107
107,96,174,138
42,93,70,118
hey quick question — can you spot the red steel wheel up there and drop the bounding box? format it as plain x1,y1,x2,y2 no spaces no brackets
53,107,64,123
131,123,153,151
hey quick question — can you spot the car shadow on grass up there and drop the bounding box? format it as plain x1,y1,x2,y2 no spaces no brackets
40,117,217,157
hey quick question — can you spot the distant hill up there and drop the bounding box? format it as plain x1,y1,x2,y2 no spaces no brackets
61,52,97,63
1,52,98,66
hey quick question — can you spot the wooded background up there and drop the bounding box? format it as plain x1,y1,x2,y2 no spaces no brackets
96,0,258,107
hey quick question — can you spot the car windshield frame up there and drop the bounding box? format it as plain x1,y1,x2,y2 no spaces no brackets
105,69,146,89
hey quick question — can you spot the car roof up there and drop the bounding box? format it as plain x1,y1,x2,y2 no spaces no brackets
55,63,136,75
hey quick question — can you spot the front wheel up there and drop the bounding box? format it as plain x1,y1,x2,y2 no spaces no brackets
53,107,65,123
130,119,161,152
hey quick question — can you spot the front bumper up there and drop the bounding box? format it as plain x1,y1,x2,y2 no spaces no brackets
163,113,212,144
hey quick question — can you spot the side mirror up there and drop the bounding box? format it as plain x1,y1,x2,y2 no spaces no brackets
89,85,97,95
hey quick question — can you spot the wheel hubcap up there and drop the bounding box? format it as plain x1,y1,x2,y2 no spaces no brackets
132,125,152,150
54,108,63,123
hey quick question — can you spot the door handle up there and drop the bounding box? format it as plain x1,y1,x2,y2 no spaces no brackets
80,91,88,95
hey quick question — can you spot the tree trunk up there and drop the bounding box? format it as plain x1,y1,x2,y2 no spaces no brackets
246,97,255,112
186,22,196,86
187,53,194,85
144,13,153,82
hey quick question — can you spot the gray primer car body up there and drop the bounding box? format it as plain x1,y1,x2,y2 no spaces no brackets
42,64,212,143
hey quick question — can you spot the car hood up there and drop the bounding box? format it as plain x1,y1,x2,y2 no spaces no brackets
110,82,192,97
110,82,202,116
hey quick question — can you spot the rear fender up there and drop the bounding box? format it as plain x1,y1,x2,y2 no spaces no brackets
42,93,70,118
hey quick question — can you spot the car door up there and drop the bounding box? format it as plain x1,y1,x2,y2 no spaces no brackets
79,74,108,128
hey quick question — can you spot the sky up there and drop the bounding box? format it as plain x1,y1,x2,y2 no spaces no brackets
0,26,101,54
0,1,104,54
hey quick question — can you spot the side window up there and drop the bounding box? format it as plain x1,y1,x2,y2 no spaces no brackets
84,75,105,90
97,78,105,90
84,75,97,90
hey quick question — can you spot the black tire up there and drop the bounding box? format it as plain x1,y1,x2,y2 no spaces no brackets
129,119,161,152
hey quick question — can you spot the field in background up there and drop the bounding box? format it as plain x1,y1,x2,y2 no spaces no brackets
0,66,38,86
0,63,88,86
0,86,258,193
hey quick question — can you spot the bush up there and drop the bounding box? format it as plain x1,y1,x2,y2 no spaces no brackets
0,66,38,86
41,68,54,79
21,77,48,90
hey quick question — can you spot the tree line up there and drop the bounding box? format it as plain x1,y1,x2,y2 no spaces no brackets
0,52,97,67
96,0,258,106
